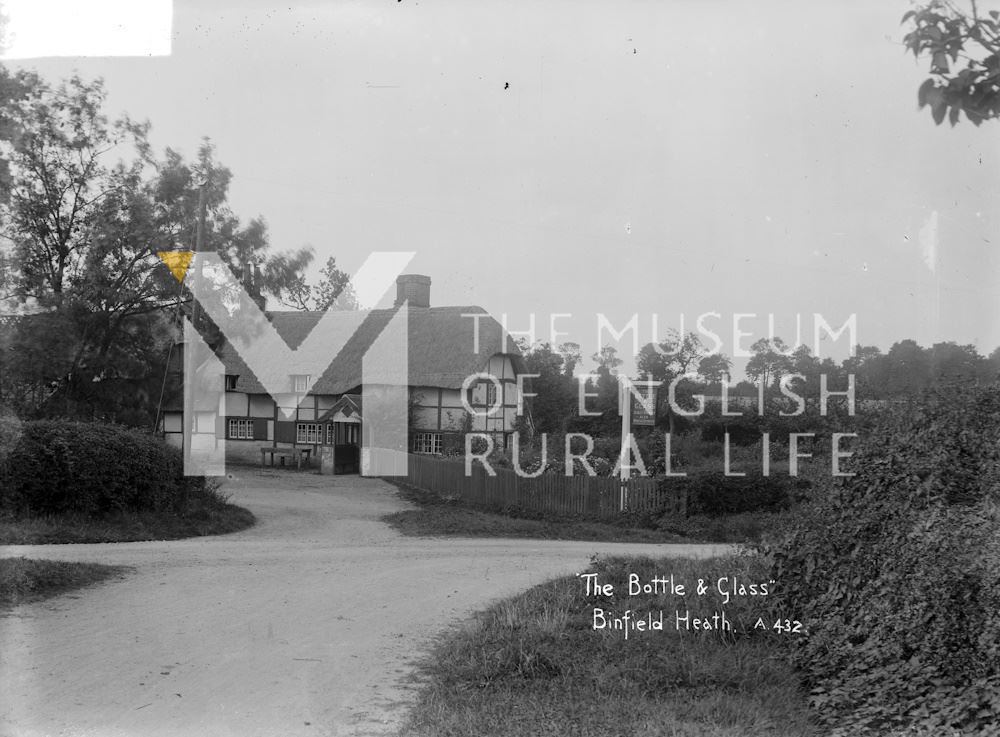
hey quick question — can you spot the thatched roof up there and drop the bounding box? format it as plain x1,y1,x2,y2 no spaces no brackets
218,306,523,395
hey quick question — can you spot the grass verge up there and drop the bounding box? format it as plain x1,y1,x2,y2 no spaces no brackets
382,480,692,543
0,557,131,609
400,553,817,737
657,510,800,545
0,488,256,544
382,479,796,544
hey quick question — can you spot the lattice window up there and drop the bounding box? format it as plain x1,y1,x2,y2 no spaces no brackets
228,418,254,440
296,423,320,443
412,432,442,454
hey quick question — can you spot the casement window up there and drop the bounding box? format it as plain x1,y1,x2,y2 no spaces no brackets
291,374,310,393
325,423,335,445
296,423,320,443
468,380,500,408
228,418,254,440
224,374,239,392
412,432,442,455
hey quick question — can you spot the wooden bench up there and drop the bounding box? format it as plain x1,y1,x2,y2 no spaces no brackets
260,446,312,470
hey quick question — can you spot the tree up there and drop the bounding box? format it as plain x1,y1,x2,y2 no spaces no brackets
0,75,179,420
987,346,1000,380
885,339,932,395
903,1,1000,126
0,72,347,423
843,344,891,399
928,340,985,384
636,331,707,434
745,337,793,390
557,341,581,376
787,344,821,398
698,352,732,386
564,345,623,438
275,255,356,311
636,330,705,381
519,341,576,434
591,344,623,373
148,140,322,310
0,65,41,213
3,75,151,302
669,331,705,376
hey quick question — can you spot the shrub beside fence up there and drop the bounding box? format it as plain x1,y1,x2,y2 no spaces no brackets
373,449,685,521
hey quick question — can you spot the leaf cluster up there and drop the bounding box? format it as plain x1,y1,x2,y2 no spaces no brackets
904,1,1000,125
769,385,1000,734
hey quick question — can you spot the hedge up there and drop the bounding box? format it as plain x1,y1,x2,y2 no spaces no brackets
658,471,807,517
770,386,1000,735
0,420,205,516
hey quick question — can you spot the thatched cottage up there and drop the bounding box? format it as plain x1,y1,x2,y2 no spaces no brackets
160,275,528,472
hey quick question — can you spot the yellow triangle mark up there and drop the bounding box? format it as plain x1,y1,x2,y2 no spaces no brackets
157,251,194,283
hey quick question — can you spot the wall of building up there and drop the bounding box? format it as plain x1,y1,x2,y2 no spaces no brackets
166,352,526,457
410,353,523,435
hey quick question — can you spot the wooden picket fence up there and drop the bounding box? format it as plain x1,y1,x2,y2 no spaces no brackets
369,449,686,521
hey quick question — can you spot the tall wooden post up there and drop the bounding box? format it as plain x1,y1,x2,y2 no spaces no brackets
182,180,208,466
618,375,631,512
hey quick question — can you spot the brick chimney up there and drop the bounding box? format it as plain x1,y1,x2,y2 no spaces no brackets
394,274,431,308
241,261,266,311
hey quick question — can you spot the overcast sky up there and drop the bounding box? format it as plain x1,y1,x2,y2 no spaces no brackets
6,0,999,374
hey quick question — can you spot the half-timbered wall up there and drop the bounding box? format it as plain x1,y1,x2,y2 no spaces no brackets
166,351,525,461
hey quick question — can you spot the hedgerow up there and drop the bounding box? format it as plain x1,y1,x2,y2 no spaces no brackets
770,386,1000,735
658,471,807,517
0,420,205,516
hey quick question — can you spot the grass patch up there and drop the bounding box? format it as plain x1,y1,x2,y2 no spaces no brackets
656,510,799,545
382,480,691,543
401,553,817,737
0,485,255,544
0,557,131,609
383,479,797,544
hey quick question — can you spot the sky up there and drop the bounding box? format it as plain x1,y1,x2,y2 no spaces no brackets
3,0,999,376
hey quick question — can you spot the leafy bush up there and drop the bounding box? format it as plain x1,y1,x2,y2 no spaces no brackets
1,420,205,517
0,411,22,485
659,471,807,517
0,411,21,457
700,415,762,445
770,386,1000,735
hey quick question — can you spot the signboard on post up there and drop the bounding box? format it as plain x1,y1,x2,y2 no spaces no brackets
616,377,660,512
630,381,658,427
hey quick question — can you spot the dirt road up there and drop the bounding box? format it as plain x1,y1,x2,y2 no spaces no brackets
1,470,733,737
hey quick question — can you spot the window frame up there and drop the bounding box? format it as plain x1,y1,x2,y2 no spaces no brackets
227,418,254,440
296,422,320,443
412,432,443,455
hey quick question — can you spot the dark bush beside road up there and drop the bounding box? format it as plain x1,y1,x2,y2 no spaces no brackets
1,420,203,516
0,420,254,543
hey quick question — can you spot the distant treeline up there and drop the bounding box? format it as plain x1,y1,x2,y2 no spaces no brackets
519,337,1000,436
